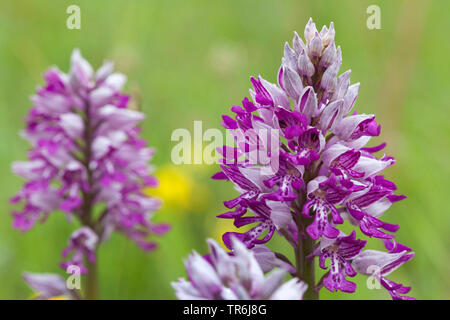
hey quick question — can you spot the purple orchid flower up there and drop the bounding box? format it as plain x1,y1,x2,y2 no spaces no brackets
60,227,98,274
314,231,366,293
203,18,414,300
302,174,363,240
345,177,402,239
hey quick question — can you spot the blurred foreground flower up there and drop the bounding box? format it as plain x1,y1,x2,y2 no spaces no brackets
207,18,414,300
172,237,306,300
23,272,78,300
11,49,169,299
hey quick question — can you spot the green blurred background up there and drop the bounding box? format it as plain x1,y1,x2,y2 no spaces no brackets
0,0,448,299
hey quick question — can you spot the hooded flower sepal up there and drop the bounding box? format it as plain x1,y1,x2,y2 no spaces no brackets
261,158,304,202
283,127,325,166
333,114,381,141
345,178,404,239
352,244,415,300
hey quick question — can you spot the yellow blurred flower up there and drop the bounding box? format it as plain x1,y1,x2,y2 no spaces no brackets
144,165,193,211
28,292,67,300
48,295,67,300
144,164,214,214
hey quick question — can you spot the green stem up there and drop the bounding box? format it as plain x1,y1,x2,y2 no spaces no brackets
80,100,100,300
294,172,319,300
299,221,318,300
85,253,99,300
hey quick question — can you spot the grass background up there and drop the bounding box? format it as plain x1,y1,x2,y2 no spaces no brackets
0,0,448,299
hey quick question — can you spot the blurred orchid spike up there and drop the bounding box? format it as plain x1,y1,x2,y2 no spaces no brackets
172,238,307,300
11,49,169,299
